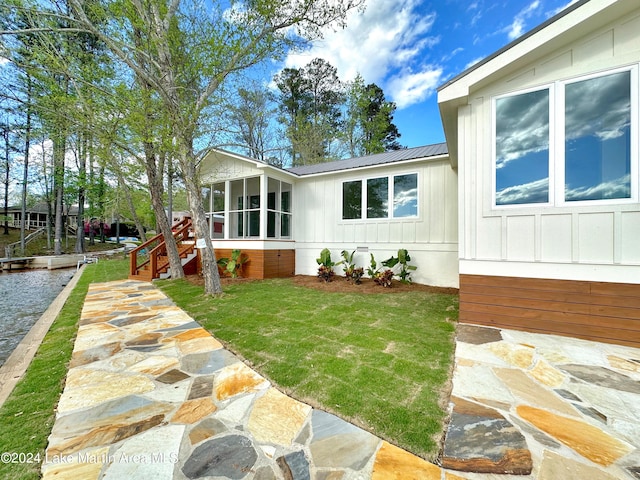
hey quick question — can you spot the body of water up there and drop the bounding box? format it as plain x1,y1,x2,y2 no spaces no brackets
0,268,76,367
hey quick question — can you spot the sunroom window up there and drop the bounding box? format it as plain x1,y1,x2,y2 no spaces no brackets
211,182,225,238
229,177,260,238
493,66,636,207
203,176,293,239
267,178,292,238
342,173,418,220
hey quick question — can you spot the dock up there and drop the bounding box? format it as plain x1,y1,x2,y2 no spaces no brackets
0,257,34,271
0,254,90,271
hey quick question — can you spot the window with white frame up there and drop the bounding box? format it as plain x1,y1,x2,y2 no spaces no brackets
493,66,637,207
203,176,293,239
342,173,418,220
267,178,292,238
229,177,260,238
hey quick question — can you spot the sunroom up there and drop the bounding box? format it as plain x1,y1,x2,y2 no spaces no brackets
199,149,297,278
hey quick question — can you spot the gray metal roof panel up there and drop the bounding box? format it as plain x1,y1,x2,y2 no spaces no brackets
286,143,448,176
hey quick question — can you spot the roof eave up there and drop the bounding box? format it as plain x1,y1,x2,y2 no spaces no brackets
201,148,300,179
437,0,636,167
437,0,593,103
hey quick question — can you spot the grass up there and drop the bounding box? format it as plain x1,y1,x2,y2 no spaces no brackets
0,261,457,479
159,277,458,459
0,258,130,480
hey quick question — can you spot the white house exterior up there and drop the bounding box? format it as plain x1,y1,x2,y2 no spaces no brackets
438,0,640,346
199,145,459,288
197,0,640,347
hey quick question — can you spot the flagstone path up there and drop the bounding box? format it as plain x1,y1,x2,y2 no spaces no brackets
445,324,640,480
42,279,640,479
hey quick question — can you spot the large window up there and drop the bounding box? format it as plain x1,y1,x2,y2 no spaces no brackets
493,67,637,207
342,173,418,220
204,176,293,239
267,178,292,238
495,88,550,205
229,177,260,238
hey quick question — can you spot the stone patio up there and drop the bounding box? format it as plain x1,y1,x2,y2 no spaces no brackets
42,279,640,479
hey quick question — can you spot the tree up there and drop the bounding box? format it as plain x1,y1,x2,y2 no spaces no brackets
275,58,344,166
344,74,402,157
67,0,364,295
2,0,364,294
227,83,278,163
1,121,14,235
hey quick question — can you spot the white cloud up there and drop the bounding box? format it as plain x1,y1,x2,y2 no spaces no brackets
387,67,442,109
281,0,443,109
464,56,483,70
507,0,541,40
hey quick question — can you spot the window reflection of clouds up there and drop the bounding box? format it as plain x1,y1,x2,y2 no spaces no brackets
495,89,550,205
565,71,631,202
565,71,631,142
496,89,549,168
394,175,418,217
496,178,549,205
565,174,631,202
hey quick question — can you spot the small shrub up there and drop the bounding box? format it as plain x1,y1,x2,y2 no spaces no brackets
340,250,359,281
217,249,249,278
317,265,335,282
366,253,380,278
373,269,394,287
351,267,365,284
382,248,417,284
316,248,338,282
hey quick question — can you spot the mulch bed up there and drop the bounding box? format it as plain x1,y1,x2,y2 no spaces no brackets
185,273,458,295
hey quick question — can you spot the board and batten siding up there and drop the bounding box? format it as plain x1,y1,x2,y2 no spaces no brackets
294,158,459,288
457,8,640,346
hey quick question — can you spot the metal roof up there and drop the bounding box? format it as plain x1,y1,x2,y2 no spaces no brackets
286,143,448,176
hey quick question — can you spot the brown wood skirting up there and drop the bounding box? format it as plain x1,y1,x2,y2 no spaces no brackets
460,274,640,348
213,248,295,279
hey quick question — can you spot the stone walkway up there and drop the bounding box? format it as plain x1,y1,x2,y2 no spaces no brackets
444,324,640,480
42,280,459,479
42,279,640,479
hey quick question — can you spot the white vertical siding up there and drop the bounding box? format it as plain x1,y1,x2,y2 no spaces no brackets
459,10,640,284
293,158,459,288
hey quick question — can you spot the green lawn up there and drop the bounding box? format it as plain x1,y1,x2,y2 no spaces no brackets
0,258,130,480
0,262,457,480
159,277,458,459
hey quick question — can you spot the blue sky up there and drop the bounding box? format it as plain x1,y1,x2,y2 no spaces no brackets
277,0,579,148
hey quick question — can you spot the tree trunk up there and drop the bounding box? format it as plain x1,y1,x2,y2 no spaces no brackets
53,134,65,255
2,124,10,235
181,148,222,295
75,131,87,253
20,76,32,253
143,143,184,279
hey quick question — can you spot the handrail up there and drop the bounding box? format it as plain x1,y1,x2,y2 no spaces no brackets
4,227,46,259
129,217,193,279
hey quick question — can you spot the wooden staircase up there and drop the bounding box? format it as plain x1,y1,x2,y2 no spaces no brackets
129,218,197,281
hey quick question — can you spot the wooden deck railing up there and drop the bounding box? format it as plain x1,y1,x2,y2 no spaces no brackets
129,218,193,280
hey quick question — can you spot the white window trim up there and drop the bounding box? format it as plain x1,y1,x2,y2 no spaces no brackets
491,83,554,209
341,172,420,221
492,64,639,210
556,66,639,207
